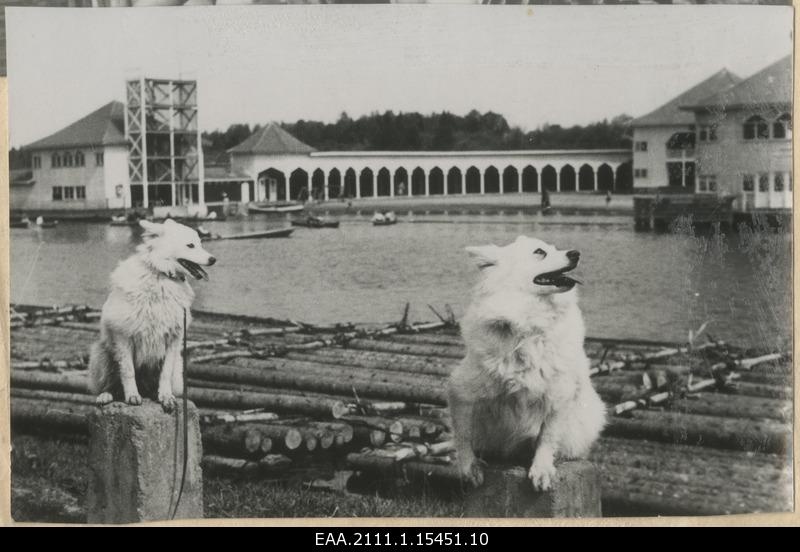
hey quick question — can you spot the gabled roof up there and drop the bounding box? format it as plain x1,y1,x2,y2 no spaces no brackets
25,101,126,151
227,123,316,155
682,55,792,111
631,69,741,127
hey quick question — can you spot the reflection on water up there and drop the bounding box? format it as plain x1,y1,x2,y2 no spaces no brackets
9,212,792,349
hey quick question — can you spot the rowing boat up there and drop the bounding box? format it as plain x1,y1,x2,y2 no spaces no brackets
202,227,294,241
249,202,305,214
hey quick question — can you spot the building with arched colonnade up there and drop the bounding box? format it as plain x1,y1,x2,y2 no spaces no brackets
227,123,631,203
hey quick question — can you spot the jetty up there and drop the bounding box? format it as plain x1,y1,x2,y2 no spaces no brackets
8,304,793,519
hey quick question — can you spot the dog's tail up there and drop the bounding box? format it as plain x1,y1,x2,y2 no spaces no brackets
87,341,115,396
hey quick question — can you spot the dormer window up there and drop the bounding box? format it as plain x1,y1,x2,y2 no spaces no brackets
743,115,769,140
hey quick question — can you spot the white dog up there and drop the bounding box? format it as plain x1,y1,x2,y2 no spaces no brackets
448,236,605,491
88,219,216,411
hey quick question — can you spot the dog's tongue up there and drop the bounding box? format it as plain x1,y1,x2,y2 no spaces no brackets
178,259,209,281
554,274,582,287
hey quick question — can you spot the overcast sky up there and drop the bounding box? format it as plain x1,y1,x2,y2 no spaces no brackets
6,5,793,148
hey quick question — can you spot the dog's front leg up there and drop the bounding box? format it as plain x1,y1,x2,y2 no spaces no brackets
448,383,484,487
112,333,141,405
158,339,181,412
528,413,561,491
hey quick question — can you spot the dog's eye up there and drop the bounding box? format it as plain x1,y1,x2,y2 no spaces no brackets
187,243,195,249
534,248,547,258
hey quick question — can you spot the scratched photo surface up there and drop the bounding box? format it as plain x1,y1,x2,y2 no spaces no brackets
5,5,793,522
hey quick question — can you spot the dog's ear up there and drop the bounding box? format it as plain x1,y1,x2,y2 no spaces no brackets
163,218,178,227
139,220,164,238
465,245,500,269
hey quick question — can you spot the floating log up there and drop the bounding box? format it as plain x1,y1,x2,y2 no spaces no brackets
187,387,344,418
605,410,790,454
202,423,273,459
286,349,454,377
11,397,93,434
11,387,95,405
188,362,447,405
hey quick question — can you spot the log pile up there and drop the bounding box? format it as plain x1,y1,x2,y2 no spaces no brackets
9,303,794,516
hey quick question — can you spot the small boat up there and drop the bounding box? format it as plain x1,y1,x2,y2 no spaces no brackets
35,216,58,228
249,202,305,214
110,213,143,226
202,227,294,241
152,212,225,223
291,215,340,229
372,211,398,226
10,216,30,229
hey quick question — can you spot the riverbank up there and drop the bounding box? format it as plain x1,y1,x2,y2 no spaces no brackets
305,192,634,216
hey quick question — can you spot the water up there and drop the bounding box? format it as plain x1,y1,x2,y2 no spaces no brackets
9,210,792,350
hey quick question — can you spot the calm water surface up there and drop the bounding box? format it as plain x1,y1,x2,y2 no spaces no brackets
9,210,792,349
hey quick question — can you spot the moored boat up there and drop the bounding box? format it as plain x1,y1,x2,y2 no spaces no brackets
291,215,340,229
372,211,398,226
201,227,294,241
249,202,305,214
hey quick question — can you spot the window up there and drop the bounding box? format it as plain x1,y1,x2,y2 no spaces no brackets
698,180,707,192
742,174,755,192
698,125,718,142
75,186,86,199
52,186,63,201
32,156,41,169
744,116,769,140
774,174,784,192
634,168,648,178
758,173,769,192
95,152,104,166
64,186,75,200
51,153,61,168
634,141,648,152
64,152,73,167
75,151,85,167
773,113,792,139
698,176,717,193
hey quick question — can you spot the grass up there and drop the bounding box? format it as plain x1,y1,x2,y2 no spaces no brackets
10,433,464,523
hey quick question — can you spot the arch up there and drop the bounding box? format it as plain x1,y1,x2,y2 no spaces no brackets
521,165,538,192
411,167,426,196
343,168,357,198
615,161,633,193
502,166,519,193
773,112,792,139
484,166,500,194
447,167,463,195
258,168,286,201
465,166,481,194
328,168,342,199
743,115,768,140
541,165,557,192
559,165,576,192
597,164,614,192
311,169,325,200
578,164,595,192
289,168,309,201
375,168,391,197
359,167,375,198
429,167,445,195
394,167,409,196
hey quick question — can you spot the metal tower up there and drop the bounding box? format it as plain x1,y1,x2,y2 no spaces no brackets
125,78,204,209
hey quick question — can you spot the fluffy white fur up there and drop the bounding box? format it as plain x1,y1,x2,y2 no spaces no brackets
88,219,216,411
448,235,605,491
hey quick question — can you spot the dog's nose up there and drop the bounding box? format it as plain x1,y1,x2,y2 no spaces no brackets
566,250,580,261
208,256,217,266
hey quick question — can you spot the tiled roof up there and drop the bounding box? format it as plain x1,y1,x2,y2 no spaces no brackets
682,55,792,111
631,69,741,127
228,122,316,155
25,101,126,151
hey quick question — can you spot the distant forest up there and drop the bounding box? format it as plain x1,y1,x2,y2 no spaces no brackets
10,110,633,169
202,110,633,157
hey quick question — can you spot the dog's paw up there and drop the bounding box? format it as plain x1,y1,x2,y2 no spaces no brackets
125,393,142,406
458,456,486,488
528,459,557,491
95,392,113,406
159,392,177,412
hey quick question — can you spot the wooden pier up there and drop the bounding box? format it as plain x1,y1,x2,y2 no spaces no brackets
8,304,794,518
633,194,736,232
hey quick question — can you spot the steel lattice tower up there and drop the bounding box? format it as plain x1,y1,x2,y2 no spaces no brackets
125,78,204,209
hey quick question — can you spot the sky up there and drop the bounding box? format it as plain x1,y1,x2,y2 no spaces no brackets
6,5,793,148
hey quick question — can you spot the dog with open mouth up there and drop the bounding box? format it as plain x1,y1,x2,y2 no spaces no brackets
88,218,216,411
448,235,605,491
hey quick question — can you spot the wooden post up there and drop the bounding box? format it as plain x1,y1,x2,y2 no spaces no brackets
464,460,601,518
87,400,203,523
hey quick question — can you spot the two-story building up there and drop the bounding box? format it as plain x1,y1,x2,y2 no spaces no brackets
10,101,130,213
682,55,792,211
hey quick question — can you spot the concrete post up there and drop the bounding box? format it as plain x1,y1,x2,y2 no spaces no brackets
592,166,598,192
285,175,291,202
355,170,361,199
408,171,413,197
464,460,601,518
556,169,561,192
461,169,467,195
479,170,485,195
424,171,430,197
87,400,203,523
443,170,449,196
